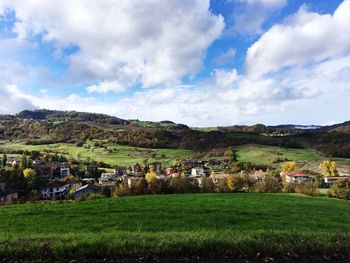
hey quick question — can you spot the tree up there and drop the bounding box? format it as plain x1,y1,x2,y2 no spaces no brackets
281,161,296,172
224,148,236,163
328,179,350,200
2,154,7,167
320,160,339,177
145,171,157,183
23,168,36,179
227,175,245,192
21,155,29,169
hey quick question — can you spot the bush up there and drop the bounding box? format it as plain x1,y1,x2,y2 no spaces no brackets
295,182,320,197
282,182,297,193
201,177,216,193
149,178,169,194
227,175,245,192
328,179,350,200
114,183,132,197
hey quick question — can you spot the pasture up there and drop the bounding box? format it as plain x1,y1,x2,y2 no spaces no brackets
0,193,349,261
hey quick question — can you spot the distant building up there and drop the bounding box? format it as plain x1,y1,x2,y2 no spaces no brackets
324,176,350,187
191,168,204,177
115,167,127,176
60,167,70,177
131,164,143,176
0,188,18,204
41,182,70,199
165,168,178,175
285,173,311,184
149,162,162,174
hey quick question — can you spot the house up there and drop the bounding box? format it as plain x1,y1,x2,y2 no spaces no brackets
98,173,121,187
191,168,204,177
149,162,162,173
285,173,311,184
324,176,350,187
115,166,127,176
41,182,70,199
81,178,96,184
131,164,143,176
165,168,178,175
74,184,100,200
0,188,18,204
60,167,70,177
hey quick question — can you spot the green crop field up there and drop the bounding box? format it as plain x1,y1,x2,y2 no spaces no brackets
0,193,349,261
234,144,320,165
0,141,197,166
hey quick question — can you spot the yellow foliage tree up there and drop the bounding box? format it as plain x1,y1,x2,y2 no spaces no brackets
23,168,36,178
281,161,296,172
145,171,157,183
320,160,339,177
227,175,245,192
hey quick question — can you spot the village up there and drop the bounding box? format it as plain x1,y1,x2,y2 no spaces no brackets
0,150,349,204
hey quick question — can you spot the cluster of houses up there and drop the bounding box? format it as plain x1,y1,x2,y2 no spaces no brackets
1,155,350,204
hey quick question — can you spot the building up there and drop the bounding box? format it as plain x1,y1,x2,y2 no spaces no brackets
41,182,70,199
285,173,311,184
0,188,18,204
324,176,350,187
60,167,70,177
165,168,178,175
127,177,143,188
191,168,204,177
131,164,143,176
74,184,100,200
149,162,162,173
115,166,127,176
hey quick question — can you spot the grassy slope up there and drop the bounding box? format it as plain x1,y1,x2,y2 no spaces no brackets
234,144,320,165
0,142,196,166
0,193,349,260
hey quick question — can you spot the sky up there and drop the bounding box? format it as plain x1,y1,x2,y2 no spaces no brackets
0,0,349,127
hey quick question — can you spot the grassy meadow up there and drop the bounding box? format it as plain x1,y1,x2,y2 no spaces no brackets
0,141,196,166
0,193,349,260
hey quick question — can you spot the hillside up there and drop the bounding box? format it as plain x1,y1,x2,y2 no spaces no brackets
0,193,349,261
0,109,350,157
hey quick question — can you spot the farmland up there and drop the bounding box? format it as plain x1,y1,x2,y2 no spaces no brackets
0,193,349,261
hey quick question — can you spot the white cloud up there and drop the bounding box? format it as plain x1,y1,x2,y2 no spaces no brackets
0,0,224,90
246,0,350,77
0,84,36,114
87,80,126,94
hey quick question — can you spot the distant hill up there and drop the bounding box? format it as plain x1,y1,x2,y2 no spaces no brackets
0,109,349,158
16,109,128,125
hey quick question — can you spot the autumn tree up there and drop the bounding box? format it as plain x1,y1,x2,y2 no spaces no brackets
1,154,7,167
281,161,296,172
319,160,339,177
145,171,157,183
227,174,245,192
23,168,36,178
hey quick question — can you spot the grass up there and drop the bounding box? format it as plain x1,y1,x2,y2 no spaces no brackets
0,141,197,166
0,193,349,260
234,144,320,165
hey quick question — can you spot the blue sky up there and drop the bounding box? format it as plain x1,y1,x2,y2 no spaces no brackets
0,0,349,126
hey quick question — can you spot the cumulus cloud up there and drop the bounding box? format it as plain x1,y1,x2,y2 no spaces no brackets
0,84,36,114
246,0,350,77
0,0,224,91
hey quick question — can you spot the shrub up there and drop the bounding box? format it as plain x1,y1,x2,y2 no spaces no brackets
149,178,169,195
328,179,350,200
227,175,245,192
217,178,230,193
282,182,297,193
201,177,216,193
114,183,132,197
295,182,320,197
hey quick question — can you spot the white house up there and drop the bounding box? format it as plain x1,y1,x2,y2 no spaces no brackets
285,173,311,184
41,182,70,199
60,167,70,177
191,168,204,177
324,176,350,187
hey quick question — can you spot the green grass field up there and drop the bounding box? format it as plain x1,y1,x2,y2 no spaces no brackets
234,144,320,165
0,141,196,166
0,193,349,261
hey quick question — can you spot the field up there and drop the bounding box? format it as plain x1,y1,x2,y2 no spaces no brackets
0,193,349,261
0,141,197,166
233,144,320,165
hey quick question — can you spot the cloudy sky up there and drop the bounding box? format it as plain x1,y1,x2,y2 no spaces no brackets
0,0,349,126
